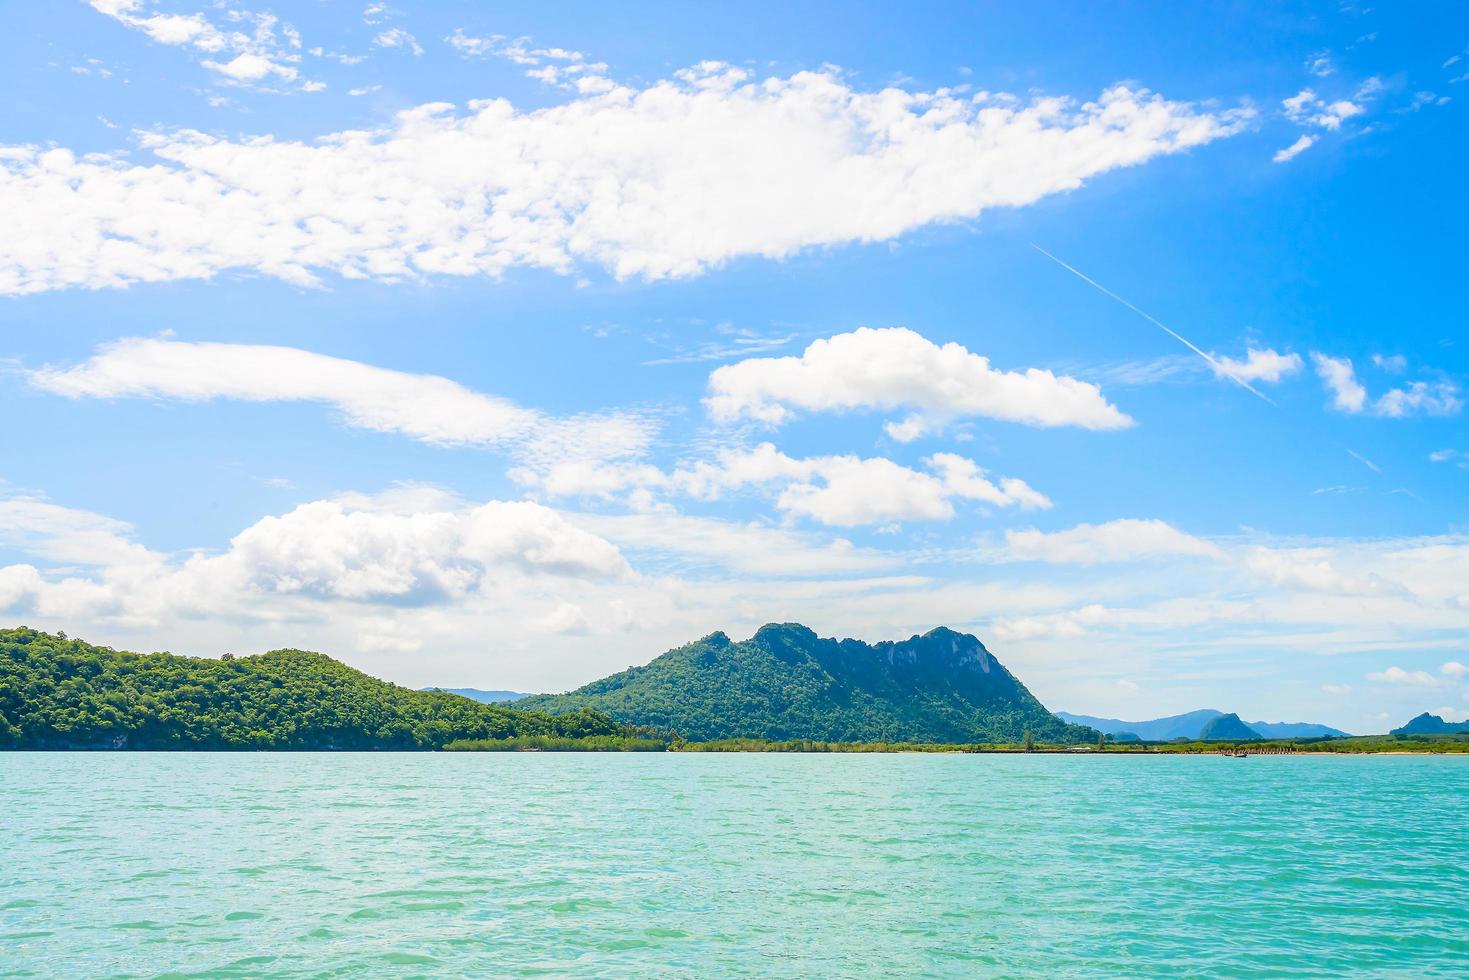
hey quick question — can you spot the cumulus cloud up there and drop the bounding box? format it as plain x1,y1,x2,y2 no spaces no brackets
87,0,316,91
1365,666,1441,687
200,495,629,601
0,487,629,622
705,327,1133,436
1003,519,1223,565
0,69,1247,295
1311,352,1462,417
1442,661,1469,678
519,442,1049,527
29,337,655,467
1210,347,1302,383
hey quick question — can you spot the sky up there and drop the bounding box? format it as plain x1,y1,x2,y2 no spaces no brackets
2,1,1467,734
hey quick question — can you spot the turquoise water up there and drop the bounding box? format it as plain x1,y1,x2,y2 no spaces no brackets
2,754,1466,977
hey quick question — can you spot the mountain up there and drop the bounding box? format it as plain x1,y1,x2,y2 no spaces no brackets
1392,712,1469,736
1056,709,1349,740
1198,713,1262,741
0,627,617,750
422,688,531,704
1056,709,1224,741
1248,720,1350,739
517,624,1095,744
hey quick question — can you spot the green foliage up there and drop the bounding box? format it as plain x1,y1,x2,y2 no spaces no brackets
443,735,666,752
519,624,1098,744
0,627,620,750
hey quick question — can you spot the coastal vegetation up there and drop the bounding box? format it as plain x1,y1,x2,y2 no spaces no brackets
0,627,620,750
3,626,1461,754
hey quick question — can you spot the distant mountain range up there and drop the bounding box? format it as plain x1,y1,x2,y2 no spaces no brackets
421,688,530,704
519,624,1095,743
1056,709,1350,741
1391,712,1469,735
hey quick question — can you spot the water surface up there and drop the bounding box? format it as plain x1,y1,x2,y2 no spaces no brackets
2,753,1465,977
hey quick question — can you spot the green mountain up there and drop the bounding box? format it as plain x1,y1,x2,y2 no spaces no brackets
1197,712,1262,741
0,627,618,750
1392,712,1469,736
517,623,1095,743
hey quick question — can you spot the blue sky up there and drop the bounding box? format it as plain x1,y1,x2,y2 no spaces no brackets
2,1,1467,732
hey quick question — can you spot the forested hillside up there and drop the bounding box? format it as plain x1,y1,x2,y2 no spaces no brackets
0,627,617,750
520,624,1095,743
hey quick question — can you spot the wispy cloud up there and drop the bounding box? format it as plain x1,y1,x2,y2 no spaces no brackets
1030,245,1276,404
86,0,319,92
0,70,1248,296
1312,353,1462,418
1347,449,1381,474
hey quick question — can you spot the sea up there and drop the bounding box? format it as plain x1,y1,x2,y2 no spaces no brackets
2,752,1466,977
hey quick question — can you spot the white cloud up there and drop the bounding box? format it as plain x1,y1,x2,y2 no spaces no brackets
1373,381,1462,418
87,1,316,92
0,488,628,617
520,442,1049,527
1272,134,1317,163
204,52,294,82
1003,519,1223,565
0,496,156,568
1372,353,1407,373
1429,449,1468,468
1283,87,1366,130
373,28,422,56
1365,666,1441,687
202,495,629,600
1442,661,1469,678
1311,353,1368,412
1321,682,1351,695
568,512,898,578
706,327,1133,435
0,70,1247,295
1306,52,1336,78
769,451,1048,527
29,337,655,466
684,444,1053,524
1210,347,1302,383
1311,352,1462,417
1245,546,1380,595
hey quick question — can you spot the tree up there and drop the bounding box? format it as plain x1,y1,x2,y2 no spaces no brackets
1022,729,1034,752
1096,731,1106,751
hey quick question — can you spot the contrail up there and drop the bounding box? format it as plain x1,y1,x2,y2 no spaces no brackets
1030,243,1275,406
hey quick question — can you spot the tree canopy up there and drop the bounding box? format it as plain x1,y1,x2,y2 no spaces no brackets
0,627,618,750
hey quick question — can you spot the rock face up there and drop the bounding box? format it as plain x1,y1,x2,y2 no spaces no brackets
1197,712,1262,741
1392,712,1469,736
518,624,1096,744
